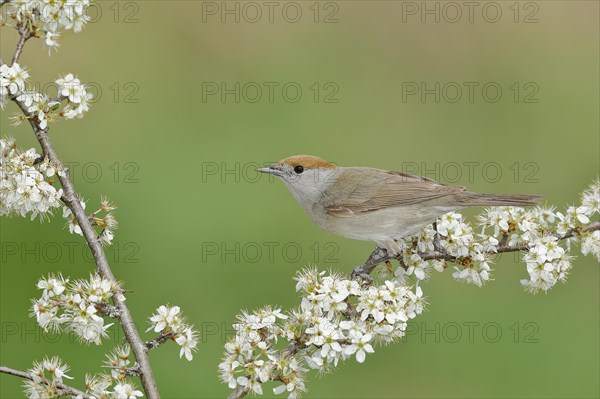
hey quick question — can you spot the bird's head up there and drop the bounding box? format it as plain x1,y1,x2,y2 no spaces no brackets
257,155,339,202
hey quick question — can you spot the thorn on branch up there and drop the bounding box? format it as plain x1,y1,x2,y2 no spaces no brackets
103,363,141,377
145,332,175,350
97,303,122,319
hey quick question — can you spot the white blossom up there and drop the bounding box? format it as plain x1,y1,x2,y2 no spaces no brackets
24,356,73,399
85,374,112,398
343,332,374,363
147,305,182,333
5,0,92,41
1,137,63,220
56,73,93,119
580,230,600,262
63,199,86,236
44,31,61,54
521,236,572,293
556,206,589,235
104,345,132,380
70,301,113,345
113,381,144,399
37,274,68,299
405,253,430,280
581,180,600,216
16,91,59,129
175,327,198,361
1,62,92,125
146,304,199,360
0,63,29,106
452,252,492,287
30,273,123,344
436,212,474,257
221,268,427,395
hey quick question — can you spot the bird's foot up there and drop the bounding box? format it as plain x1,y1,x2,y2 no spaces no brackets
364,246,390,268
351,246,396,284
350,269,373,285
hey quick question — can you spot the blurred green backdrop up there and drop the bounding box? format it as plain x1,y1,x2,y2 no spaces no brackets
1,1,599,398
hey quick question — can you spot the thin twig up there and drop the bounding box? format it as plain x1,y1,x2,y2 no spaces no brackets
97,302,123,319
7,67,161,399
0,366,92,398
12,25,33,65
228,385,250,399
103,364,141,377
353,221,600,277
145,332,175,350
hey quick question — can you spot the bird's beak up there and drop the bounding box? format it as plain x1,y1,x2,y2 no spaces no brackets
256,164,285,177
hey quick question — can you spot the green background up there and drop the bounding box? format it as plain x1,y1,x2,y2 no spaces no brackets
1,1,599,398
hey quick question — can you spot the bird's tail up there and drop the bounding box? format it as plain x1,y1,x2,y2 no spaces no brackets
457,192,543,207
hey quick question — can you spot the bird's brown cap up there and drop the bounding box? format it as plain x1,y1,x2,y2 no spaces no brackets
279,155,336,170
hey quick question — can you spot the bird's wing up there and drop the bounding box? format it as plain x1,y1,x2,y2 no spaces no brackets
325,169,465,217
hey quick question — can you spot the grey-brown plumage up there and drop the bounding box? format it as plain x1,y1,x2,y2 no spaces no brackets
323,169,540,214
258,156,542,256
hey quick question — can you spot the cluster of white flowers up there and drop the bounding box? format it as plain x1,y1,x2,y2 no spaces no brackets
5,0,92,53
0,63,29,108
483,206,556,248
478,183,599,248
220,269,425,398
31,273,123,344
56,73,93,119
581,230,600,262
62,198,87,236
388,180,599,293
521,236,572,293
437,212,494,286
0,136,63,220
219,305,301,397
555,180,599,239
24,356,74,398
147,305,199,361
74,346,145,399
22,355,144,399
112,381,144,399
219,180,598,396
475,180,599,292
62,196,118,245
396,212,492,287
1,64,92,125
82,376,144,399
16,90,61,129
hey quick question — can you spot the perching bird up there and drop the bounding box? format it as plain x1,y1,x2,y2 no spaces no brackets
258,155,541,257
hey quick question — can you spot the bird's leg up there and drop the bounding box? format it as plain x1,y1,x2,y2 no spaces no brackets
351,246,390,283
363,246,390,268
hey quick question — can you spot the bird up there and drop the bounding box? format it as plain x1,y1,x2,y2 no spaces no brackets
257,155,541,259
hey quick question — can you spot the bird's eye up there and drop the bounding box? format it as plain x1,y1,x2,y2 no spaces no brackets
294,165,304,174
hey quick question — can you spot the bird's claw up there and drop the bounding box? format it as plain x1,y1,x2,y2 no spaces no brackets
351,268,373,285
